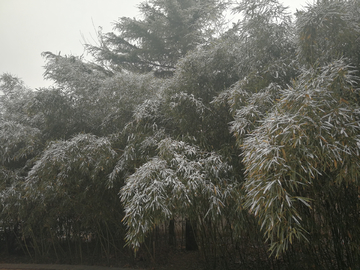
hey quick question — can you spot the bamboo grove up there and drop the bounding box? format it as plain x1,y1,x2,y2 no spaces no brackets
0,0,360,269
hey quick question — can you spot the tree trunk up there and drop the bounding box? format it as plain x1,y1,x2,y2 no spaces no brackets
168,218,176,246
185,218,198,251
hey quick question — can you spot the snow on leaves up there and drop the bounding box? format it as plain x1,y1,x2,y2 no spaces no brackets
120,137,238,250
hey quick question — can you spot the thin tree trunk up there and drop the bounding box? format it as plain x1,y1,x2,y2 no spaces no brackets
168,218,176,246
185,218,198,251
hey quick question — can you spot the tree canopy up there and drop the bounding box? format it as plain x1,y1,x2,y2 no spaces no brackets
1,0,360,269
87,0,228,76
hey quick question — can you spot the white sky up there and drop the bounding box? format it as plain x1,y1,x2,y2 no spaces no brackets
0,0,309,90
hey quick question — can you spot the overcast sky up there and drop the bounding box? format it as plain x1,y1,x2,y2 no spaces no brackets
0,0,309,90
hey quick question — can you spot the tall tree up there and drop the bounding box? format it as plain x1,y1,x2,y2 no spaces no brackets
23,134,124,260
296,0,360,67
38,52,161,136
88,0,228,76
0,74,35,125
233,1,360,268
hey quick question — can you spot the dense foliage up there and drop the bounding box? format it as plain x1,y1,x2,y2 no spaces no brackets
1,0,360,269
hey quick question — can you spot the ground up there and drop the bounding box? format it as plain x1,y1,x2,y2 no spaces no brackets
0,250,204,270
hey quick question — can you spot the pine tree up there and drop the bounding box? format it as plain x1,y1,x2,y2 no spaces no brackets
88,0,227,77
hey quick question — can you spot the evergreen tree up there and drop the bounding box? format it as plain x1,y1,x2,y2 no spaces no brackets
88,0,228,76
